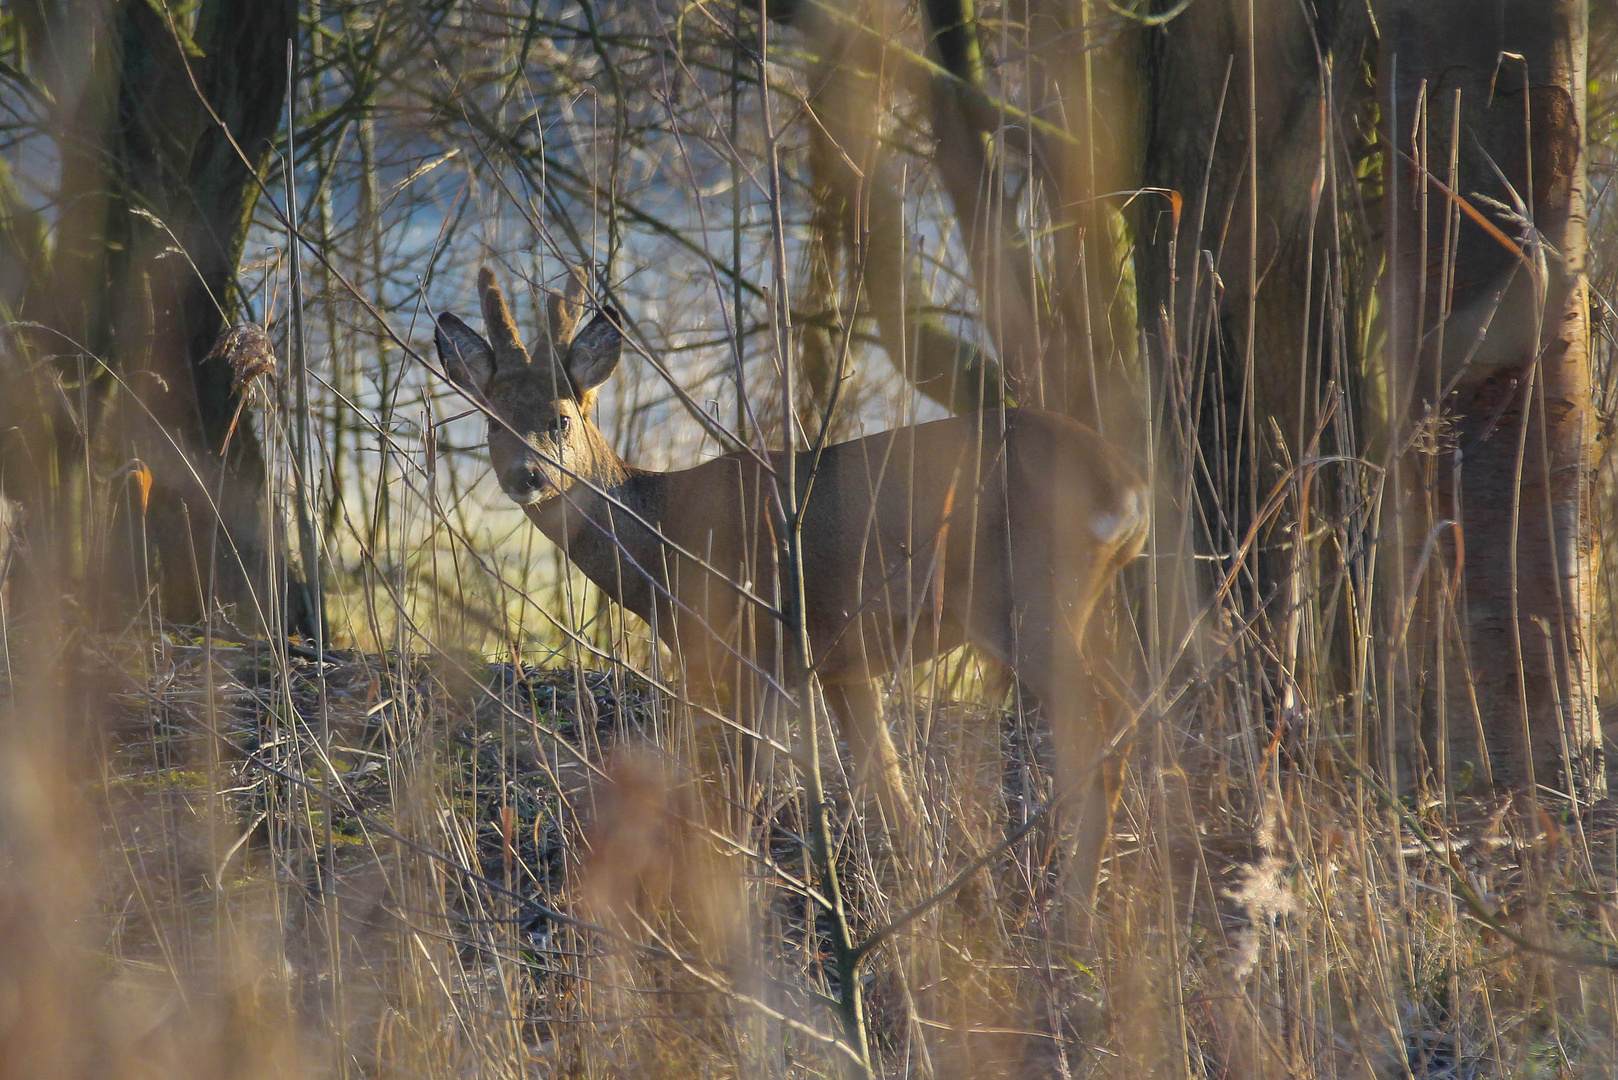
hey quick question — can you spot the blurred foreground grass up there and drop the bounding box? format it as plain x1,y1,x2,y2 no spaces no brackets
2,613,1617,1078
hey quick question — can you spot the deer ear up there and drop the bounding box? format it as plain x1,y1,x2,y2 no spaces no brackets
565,308,623,396
435,313,496,394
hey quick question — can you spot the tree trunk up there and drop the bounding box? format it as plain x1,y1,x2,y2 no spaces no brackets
918,0,1045,402
5,0,297,632
787,0,1010,417
1381,0,1600,799
1135,0,1373,578
1020,0,1143,429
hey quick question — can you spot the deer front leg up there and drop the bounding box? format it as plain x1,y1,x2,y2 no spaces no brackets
677,649,770,835
822,678,918,840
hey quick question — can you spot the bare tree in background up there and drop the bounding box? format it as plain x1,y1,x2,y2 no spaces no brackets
0,0,297,631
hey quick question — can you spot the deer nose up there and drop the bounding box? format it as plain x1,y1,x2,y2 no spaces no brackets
509,463,547,498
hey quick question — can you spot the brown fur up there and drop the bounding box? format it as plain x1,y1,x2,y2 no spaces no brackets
435,268,1149,919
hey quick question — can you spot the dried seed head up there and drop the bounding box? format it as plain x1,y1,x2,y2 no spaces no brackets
208,323,278,397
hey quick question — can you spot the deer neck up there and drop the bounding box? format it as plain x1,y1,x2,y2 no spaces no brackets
521,442,668,622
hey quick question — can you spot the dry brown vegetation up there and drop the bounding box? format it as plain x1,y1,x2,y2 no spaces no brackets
10,598,1618,1077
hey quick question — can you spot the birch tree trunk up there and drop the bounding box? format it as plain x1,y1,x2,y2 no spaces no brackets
1381,0,1600,799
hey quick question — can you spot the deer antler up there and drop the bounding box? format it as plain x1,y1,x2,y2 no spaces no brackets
545,265,590,355
478,266,529,369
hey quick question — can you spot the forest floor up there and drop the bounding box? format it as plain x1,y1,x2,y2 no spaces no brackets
8,620,1618,1078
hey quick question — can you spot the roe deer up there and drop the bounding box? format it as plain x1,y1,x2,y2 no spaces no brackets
435,267,1147,917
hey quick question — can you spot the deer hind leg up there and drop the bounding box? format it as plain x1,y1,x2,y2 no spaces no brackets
970,587,1120,943
1024,632,1121,944
822,678,919,840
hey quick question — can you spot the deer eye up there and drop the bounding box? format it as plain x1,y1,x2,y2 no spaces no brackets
545,415,572,435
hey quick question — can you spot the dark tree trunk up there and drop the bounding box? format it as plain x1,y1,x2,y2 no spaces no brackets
1134,0,1374,578
4,0,297,632
1020,0,1143,430
1132,2,1376,768
1381,0,1600,799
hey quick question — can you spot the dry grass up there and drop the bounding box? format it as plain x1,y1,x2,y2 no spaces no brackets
2,592,1617,1078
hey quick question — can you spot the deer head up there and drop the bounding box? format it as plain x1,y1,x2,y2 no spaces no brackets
435,267,625,506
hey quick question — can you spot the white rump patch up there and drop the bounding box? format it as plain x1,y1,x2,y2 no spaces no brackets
1090,488,1147,545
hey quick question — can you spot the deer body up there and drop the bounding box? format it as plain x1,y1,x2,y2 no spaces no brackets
437,268,1147,912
